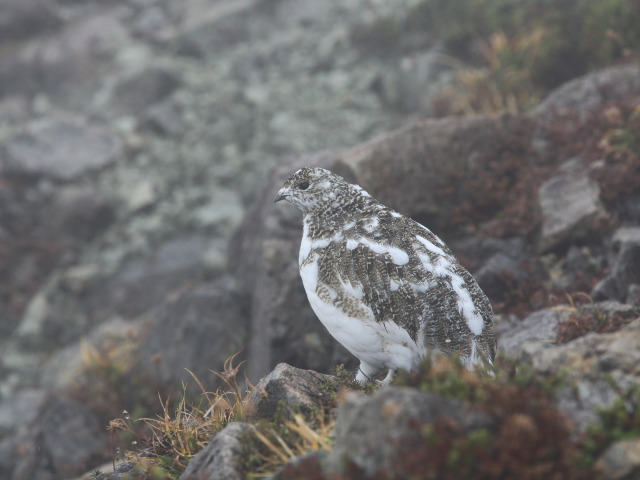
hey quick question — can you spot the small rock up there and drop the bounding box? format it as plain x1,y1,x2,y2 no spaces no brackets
592,227,640,302
2,114,124,181
173,0,256,58
499,308,572,358
144,100,186,136
594,438,640,480
93,461,147,480
627,284,640,306
178,422,252,480
0,0,61,42
269,451,328,480
7,396,109,479
52,187,118,240
0,389,47,438
101,67,181,118
533,65,640,120
248,363,335,420
520,319,640,432
122,179,156,213
538,161,605,252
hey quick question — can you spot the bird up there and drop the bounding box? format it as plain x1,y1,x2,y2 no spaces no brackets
274,167,496,384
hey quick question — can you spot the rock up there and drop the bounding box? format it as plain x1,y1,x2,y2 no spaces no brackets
592,227,640,302
533,64,640,120
537,159,606,253
144,100,186,137
178,422,252,480
7,396,109,480
51,186,118,241
173,0,267,58
322,387,492,478
0,0,61,42
137,281,249,396
594,438,640,480
96,66,181,118
40,318,143,391
468,237,529,303
0,389,47,438
0,96,31,124
499,308,572,358
519,319,640,432
248,363,335,420
269,451,328,480
2,114,124,181
335,114,536,229
92,461,147,480
0,10,129,105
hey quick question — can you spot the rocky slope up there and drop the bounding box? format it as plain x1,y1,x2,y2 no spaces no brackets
0,0,639,479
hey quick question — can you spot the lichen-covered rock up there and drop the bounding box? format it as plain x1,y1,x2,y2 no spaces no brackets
2,114,124,181
323,387,493,478
537,159,606,253
592,227,640,303
533,64,640,120
499,308,573,358
2,396,109,480
518,318,640,431
594,438,640,480
178,422,252,480
247,363,335,420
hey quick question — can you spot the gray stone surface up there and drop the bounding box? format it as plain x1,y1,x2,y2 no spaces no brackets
534,64,640,119
2,114,124,180
5,396,109,480
499,308,572,358
178,422,252,480
323,387,492,477
0,0,61,42
248,363,335,420
592,227,640,302
538,160,605,253
519,318,640,432
137,280,249,395
0,389,46,439
335,114,536,228
594,438,640,480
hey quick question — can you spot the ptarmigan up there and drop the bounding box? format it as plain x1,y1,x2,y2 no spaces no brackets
275,167,496,384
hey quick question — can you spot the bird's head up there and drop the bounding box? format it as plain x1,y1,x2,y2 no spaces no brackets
274,167,353,214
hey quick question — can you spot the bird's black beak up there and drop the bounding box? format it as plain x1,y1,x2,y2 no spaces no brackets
274,191,288,203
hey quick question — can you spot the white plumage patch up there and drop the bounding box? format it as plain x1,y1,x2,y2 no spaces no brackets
276,167,496,383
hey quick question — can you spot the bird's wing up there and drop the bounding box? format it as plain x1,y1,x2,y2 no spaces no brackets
316,216,495,361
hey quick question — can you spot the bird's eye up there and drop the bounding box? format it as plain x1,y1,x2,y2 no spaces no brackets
297,181,310,190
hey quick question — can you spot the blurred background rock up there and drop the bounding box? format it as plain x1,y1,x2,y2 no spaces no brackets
0,1,639,479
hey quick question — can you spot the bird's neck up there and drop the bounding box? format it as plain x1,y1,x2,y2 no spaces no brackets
304,194,370,239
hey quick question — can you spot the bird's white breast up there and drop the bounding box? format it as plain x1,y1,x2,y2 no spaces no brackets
299,251,424,373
